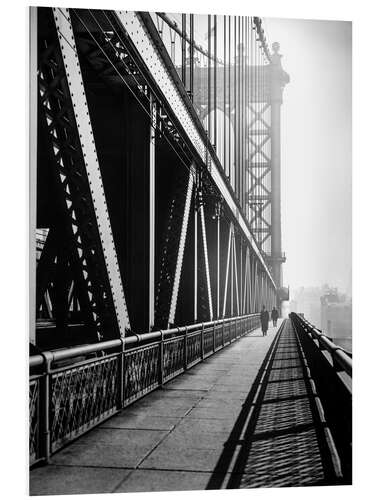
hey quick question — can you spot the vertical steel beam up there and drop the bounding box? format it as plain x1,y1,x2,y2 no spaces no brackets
251,256,255,312
200,205,213,320
29,7,37,344
217,214,220,319
222,223,232,318
248,251,251,313
230,232,234,317
53,8,130,334
239,239,243,314
232,232,240,315
149,96,156,330
194,203,198,322
243,247,250,314
254,259,258,311
242,249,247,315
168,170,194,326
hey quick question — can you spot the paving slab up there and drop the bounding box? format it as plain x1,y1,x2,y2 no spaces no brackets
187,406,243,420
30,325,279,494
51,428,168,468
177,415,241,434
139,444,241,472
100,412,181,431
30,465,131,496
157,427,234,450
113,469,218,493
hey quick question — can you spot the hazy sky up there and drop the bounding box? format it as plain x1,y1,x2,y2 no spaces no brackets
264,18,352,294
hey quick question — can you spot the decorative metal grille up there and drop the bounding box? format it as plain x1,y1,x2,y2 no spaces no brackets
187,332,202,367
51,356,119,451
214,326,224,350
224,323,231,344
239,318,246,334
29,378,40,463
163,337,185,381
124,343,160,404
230,321,236,341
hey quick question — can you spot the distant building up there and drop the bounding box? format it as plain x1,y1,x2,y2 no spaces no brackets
289,285,352,353
289,286,322,327
320,289,352,352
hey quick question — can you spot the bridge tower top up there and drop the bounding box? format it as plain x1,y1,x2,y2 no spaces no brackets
270,42,290,104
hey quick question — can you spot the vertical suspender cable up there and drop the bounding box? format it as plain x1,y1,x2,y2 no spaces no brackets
233,16,238,196
214,15,217,150
223,15,227,176
190,14,194,102
182,14,186,87
228,17,231,186
208,15,211,144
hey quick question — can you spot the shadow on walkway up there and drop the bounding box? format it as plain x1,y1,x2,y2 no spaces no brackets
206,319,343,489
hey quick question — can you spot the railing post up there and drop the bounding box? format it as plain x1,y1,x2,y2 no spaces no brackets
222,319,225,346
332,354,343,373
184,327,188,370
159,331,164,386
235,317,238,338
201,323,204,360
41,351,53,463
119,337,126,409
213,321,216,353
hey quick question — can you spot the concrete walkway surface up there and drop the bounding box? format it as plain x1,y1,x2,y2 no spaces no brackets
30,324,279,495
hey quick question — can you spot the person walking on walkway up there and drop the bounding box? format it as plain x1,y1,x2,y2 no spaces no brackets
260,305,269,336
271,306,279,327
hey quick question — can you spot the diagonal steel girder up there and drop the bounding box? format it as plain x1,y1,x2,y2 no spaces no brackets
249,103,271,130
168,168,195,326
54,8,131,335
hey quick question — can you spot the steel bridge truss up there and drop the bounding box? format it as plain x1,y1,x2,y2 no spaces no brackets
33,8,281,349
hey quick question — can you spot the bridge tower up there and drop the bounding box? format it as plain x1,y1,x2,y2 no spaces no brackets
245,36,289,297
269,42,289,290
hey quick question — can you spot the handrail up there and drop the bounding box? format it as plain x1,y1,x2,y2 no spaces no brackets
290,313,352,377
29,313,260,368
29,312,260,465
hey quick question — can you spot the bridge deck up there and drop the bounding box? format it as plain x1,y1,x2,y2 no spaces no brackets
30,320,341,495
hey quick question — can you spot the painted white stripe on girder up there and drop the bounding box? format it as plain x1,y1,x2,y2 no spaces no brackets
200,205,213,321
168,171,194,326
222,224,233,318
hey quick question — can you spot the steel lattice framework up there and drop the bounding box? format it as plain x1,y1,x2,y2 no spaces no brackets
31,7,289,350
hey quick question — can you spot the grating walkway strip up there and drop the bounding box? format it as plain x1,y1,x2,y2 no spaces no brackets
226,319,342,488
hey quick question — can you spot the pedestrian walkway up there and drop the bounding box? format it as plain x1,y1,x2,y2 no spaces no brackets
30,320,341,495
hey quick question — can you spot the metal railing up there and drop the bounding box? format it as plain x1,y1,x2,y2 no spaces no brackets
29,313,260,466
290,313,352,377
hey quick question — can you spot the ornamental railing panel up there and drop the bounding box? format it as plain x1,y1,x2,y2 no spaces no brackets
29,313,259,465
50,356,119,452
